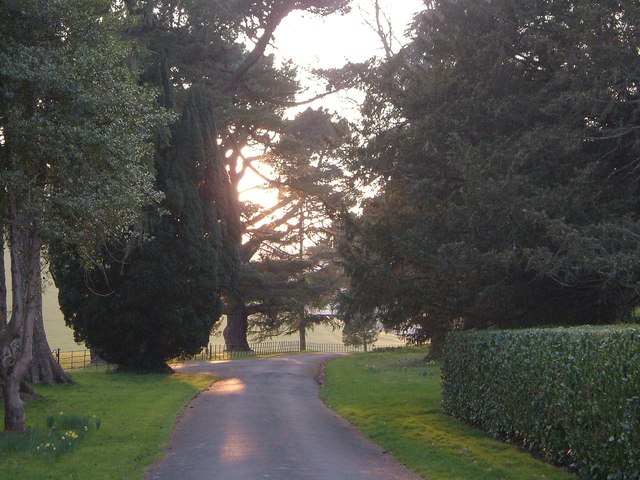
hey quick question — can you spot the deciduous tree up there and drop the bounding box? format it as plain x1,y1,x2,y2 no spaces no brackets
0,0,163,430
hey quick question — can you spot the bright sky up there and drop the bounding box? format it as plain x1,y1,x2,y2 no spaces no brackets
274,0,423,70
239,0,424,205
272,0,424,116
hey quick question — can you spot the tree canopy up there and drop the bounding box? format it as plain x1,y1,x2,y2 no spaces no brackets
0,0,164,430
241,108,350,348
339,0,640,346
50,0,353,366
51,86,229,371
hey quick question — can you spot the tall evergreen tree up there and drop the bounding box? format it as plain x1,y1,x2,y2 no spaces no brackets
340,0,640,350
52,87,229,371
238,108,351,347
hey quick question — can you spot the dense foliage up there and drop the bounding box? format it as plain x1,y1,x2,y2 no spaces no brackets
51,0,353,364
0,0,163,428
340,0,640,342
51,87,228,371
49,0,247,371
0,0,162,249
341,311,380,351
442,327,640,478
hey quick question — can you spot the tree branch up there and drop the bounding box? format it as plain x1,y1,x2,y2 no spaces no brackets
223,1,295,94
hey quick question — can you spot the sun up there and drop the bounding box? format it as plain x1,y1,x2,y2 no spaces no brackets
238,167,280,208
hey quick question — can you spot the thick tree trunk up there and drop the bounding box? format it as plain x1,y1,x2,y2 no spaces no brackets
425,330,448,360
0,206,40,431
0,243,7,327
2,377,25,432
2,244,72,386
29,296,74,384
223,297,251,352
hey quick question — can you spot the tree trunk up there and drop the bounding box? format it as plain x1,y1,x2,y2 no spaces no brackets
299,323,306,351
223,297,251,352
1,243,7,328
0,205,41,432
90,348,104,365
2,376,25,432
425,330,448,360
28,294,74,384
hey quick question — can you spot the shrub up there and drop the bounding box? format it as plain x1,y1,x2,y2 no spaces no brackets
442,326,640,479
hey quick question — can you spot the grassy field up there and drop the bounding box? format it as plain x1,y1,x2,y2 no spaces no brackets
5,250,84,352
321,348,576,480
0,370,214,480
45,310,404,352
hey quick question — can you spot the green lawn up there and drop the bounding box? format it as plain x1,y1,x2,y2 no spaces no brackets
0,370,214,480
321,348,576,480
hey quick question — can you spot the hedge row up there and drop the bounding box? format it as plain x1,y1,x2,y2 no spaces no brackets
441,326,640,479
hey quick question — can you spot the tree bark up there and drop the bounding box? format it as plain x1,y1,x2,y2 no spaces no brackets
2,376,24,432
0,242,7,328
0,204,40,431
299,323,306,351
223,296,251,352
2,244,73,386
29,293,74,384
425,329,448,360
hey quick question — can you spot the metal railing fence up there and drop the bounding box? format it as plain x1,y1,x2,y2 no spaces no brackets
52,340,385,371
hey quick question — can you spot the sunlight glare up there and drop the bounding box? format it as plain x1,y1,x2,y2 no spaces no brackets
213,378,247,395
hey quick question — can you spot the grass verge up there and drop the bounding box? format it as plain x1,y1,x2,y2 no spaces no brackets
321,348,576,480
0,370,214,479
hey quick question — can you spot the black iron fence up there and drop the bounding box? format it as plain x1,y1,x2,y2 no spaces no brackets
52,348,109,371
52,341,381,371
181,341,373,363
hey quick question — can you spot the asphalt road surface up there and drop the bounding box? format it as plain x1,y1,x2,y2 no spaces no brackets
145,353,422,480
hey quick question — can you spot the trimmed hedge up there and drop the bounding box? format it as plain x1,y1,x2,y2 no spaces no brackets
442,326,640,479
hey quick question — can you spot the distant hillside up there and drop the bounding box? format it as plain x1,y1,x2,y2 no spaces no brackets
42,276,83,351
2,250,82,351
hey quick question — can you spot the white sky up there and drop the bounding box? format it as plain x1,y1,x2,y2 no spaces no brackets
274,0,424,69
240,0,424,203
271,0,424,117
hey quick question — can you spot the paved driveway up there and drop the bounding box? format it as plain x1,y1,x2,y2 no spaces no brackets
145,353,422,480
